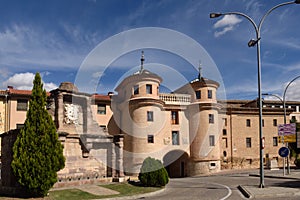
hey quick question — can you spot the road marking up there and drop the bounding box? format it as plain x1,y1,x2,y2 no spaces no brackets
211,182,232,200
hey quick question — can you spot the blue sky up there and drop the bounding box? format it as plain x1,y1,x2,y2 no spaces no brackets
1,0,300,100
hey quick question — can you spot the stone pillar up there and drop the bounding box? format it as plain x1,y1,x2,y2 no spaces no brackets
111,143,117,177
116,137,125,177
57,92,64,130
86,97,93,131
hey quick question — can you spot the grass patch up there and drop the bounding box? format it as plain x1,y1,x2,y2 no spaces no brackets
50,182,161,200
0,182,163,200
102,182,161,197
49,189,100,200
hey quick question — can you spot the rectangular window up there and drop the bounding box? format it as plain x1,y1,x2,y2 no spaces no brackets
195,90,201,99
208,90,212,99
262,119,264,127
146,84,152,94
147,135,154,143
273,119,277,126
246,119,251,127
223,118,227,126
133,85,139,95
246,159,252,165
246,137,252,148
273,137,278,146
147,111,154,122
17,99,28,111
16,124,24,129
172,131,179,145
209,135,215,146
209,114,214,124
97,104,106,114
171,111,179,124
223,129,227,136
222,138,228,148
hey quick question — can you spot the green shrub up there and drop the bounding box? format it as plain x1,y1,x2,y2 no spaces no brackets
294,157,300,168
138,157,169,187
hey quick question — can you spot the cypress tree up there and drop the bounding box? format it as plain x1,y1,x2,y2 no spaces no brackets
11,73,65,197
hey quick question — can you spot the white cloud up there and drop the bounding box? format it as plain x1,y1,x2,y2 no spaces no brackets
214,26,234,38
3,72,58,91
92,71,104,78
44,82,58,91
213,15,242,37
3,72,35,90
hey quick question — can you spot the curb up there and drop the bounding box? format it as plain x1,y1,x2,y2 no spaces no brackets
95,187,166,200
249,173,300,180
237,185,252,199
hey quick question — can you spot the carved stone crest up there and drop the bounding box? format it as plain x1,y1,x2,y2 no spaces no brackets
64,104,82,125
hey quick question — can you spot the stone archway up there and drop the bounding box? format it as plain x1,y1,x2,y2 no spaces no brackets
163,150,189,178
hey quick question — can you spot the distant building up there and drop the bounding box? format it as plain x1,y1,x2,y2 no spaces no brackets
1,54,300,183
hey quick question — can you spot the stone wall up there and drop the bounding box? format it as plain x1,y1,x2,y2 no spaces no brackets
0,129,18,187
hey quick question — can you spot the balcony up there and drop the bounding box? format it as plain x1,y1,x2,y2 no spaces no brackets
159,93,191,105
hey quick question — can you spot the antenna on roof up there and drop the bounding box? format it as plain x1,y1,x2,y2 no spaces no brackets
198,60,202,80
140,51,145,72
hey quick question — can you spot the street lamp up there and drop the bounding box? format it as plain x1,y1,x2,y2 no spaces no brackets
210,1,300,188
282,75,300,174
262,76,300,175
283,75,300,125
262,93,287,176
263,75,300,175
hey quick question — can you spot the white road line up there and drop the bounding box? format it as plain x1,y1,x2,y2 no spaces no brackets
211,182,232,200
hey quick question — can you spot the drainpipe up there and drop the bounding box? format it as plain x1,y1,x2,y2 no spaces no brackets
229,108,234,164
0,93,8,133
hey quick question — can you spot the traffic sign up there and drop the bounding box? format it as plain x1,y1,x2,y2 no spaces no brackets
278,147,290,158
279,135,296,143
278,123,296,136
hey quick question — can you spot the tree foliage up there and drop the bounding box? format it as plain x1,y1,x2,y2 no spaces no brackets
138,157,169,187
11,73,65,197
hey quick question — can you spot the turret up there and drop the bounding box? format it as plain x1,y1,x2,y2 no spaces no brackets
175,64,222,175
113,52,165,175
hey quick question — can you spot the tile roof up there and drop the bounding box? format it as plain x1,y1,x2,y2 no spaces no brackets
7,89,32,95
91,94,111,101
6,89,51,96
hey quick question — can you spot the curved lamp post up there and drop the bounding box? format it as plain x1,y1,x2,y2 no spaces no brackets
262,93,287,176
210,1,300,188
263,75,300,175
282,75,300,174
283,75,300,124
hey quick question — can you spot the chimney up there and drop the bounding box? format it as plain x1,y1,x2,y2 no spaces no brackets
7,86,14,90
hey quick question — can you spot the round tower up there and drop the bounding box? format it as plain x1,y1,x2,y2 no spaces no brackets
113,52,165,175
177,65,222,175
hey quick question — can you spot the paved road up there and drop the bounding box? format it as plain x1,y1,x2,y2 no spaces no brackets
145,178,235,200
141,174,247,200
137,170,300,200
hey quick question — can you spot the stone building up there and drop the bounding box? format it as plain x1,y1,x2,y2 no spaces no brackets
0,83,124,191
1,54,300,187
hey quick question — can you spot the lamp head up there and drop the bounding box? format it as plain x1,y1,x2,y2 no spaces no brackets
248,37,261,47
248,39,258,47
210,13,222,18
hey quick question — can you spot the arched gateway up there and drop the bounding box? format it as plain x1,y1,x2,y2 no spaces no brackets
163,150,190,178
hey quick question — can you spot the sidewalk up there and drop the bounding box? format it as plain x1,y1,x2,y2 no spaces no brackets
239,168,300,198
